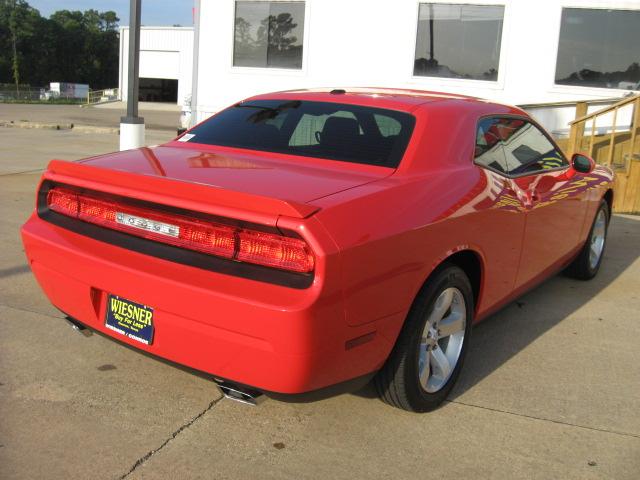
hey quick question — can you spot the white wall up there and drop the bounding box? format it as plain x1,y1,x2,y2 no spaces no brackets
194,0,640,130
120,27,194,106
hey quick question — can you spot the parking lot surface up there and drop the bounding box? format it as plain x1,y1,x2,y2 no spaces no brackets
0,127,639,479
0,102,180,132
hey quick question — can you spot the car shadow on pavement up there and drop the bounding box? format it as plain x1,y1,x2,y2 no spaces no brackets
0,265,31,279
353,215,640,401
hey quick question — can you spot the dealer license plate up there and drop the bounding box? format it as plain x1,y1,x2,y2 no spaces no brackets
105,294,154,345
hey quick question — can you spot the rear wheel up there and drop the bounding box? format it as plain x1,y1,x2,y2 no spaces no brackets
565,200,610,280
374,265,473,412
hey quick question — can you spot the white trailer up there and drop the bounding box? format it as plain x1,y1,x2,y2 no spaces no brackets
48,82,90,100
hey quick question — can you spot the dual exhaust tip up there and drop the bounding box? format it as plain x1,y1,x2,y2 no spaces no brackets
65,316,93,337
214,380,266,406
65,316,265,406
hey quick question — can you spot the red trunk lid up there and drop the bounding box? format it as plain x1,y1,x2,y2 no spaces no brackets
79,144,392,206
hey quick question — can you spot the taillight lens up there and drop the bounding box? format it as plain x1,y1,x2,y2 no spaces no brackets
46,187,314,273
238,230,315,273
48,188,79,214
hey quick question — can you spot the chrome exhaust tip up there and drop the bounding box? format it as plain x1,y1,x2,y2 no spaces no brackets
65,317,93,337
214,380,265,406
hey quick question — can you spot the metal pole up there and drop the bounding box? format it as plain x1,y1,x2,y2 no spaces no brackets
429,4,434,62
120,0,145,150
190,0,201,128
125,0,141,121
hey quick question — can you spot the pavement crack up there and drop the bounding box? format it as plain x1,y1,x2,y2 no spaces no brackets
0,168,45,177
0,303,65,320
447,399,640,439
119,396,223,479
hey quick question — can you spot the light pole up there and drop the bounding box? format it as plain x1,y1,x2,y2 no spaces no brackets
120,0,145,150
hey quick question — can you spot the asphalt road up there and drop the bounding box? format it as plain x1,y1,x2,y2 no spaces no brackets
1,127,639,480
0,102,180,131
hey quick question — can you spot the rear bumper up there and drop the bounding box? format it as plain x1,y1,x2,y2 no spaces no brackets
21,213,398,394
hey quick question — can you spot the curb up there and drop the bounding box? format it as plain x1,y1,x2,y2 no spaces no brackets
0,120,120,134
0,121,177,135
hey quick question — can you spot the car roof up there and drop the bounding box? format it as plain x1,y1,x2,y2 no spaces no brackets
245,88,524,116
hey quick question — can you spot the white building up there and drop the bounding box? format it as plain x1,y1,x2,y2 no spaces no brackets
119,26,194,106
191,0,640,134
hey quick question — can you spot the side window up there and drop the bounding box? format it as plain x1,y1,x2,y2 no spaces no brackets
475,118,509,174
475,118,567,176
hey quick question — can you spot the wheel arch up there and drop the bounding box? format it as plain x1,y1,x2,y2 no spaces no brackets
603,188,613,215
408,248,485,318
444,249,483,311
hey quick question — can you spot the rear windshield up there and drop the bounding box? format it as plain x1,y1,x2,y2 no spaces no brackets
184,100,415,167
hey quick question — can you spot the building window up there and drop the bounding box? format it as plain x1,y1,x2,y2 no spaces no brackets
233,1,305,69
414,3,504,81
555,8,640,90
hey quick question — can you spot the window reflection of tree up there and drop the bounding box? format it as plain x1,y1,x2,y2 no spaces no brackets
235,17,252,48
557,62,640,89
413,4,502,81
259,13,302,68
234,11,303,68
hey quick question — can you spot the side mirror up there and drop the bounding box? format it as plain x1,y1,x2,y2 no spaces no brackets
571,153,595,174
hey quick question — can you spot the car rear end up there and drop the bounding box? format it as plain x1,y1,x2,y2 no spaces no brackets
22,161,363,395
20,92,420,396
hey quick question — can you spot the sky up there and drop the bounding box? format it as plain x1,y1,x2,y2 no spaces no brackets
27,0,194,27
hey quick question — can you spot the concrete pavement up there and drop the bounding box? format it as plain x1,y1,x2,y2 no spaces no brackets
0,103,181,132
0,128,638,479
0,128,175,176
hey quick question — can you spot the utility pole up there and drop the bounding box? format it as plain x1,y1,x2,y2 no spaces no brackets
120,0,145,150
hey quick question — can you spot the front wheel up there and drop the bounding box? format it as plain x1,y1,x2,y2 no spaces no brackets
565,200,610,280
374,265,473,412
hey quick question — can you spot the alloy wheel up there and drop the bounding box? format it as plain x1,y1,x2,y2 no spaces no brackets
418,287,467,393
589,209,607,270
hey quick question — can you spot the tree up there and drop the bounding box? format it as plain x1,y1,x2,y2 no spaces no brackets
0,0,120,90
0,0,40,91
9,0,19,92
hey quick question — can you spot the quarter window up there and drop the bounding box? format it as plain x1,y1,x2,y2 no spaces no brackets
233,1,305,69
414,3,504,81
475,118,567,176
555,8,640,90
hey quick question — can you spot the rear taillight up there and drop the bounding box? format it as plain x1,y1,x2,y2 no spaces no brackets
237,230,314,273
46,187,314,273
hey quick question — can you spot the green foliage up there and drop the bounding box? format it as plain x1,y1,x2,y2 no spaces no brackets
0,0,119,90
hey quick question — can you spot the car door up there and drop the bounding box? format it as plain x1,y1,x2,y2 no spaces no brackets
475,116,589,291
497,119,589,289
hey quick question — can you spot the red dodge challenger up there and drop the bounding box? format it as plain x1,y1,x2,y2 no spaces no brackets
21,88,613,412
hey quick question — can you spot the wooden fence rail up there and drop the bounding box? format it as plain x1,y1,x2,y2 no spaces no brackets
565,94,640,213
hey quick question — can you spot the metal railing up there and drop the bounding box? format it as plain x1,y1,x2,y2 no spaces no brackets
87,88,120,105
0,88,43,102
0,88,98,104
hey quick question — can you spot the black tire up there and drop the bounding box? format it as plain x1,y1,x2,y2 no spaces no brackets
565,200,610,280
374,264,473,412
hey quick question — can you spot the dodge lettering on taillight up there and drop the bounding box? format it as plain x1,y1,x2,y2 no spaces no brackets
116,212,180,238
